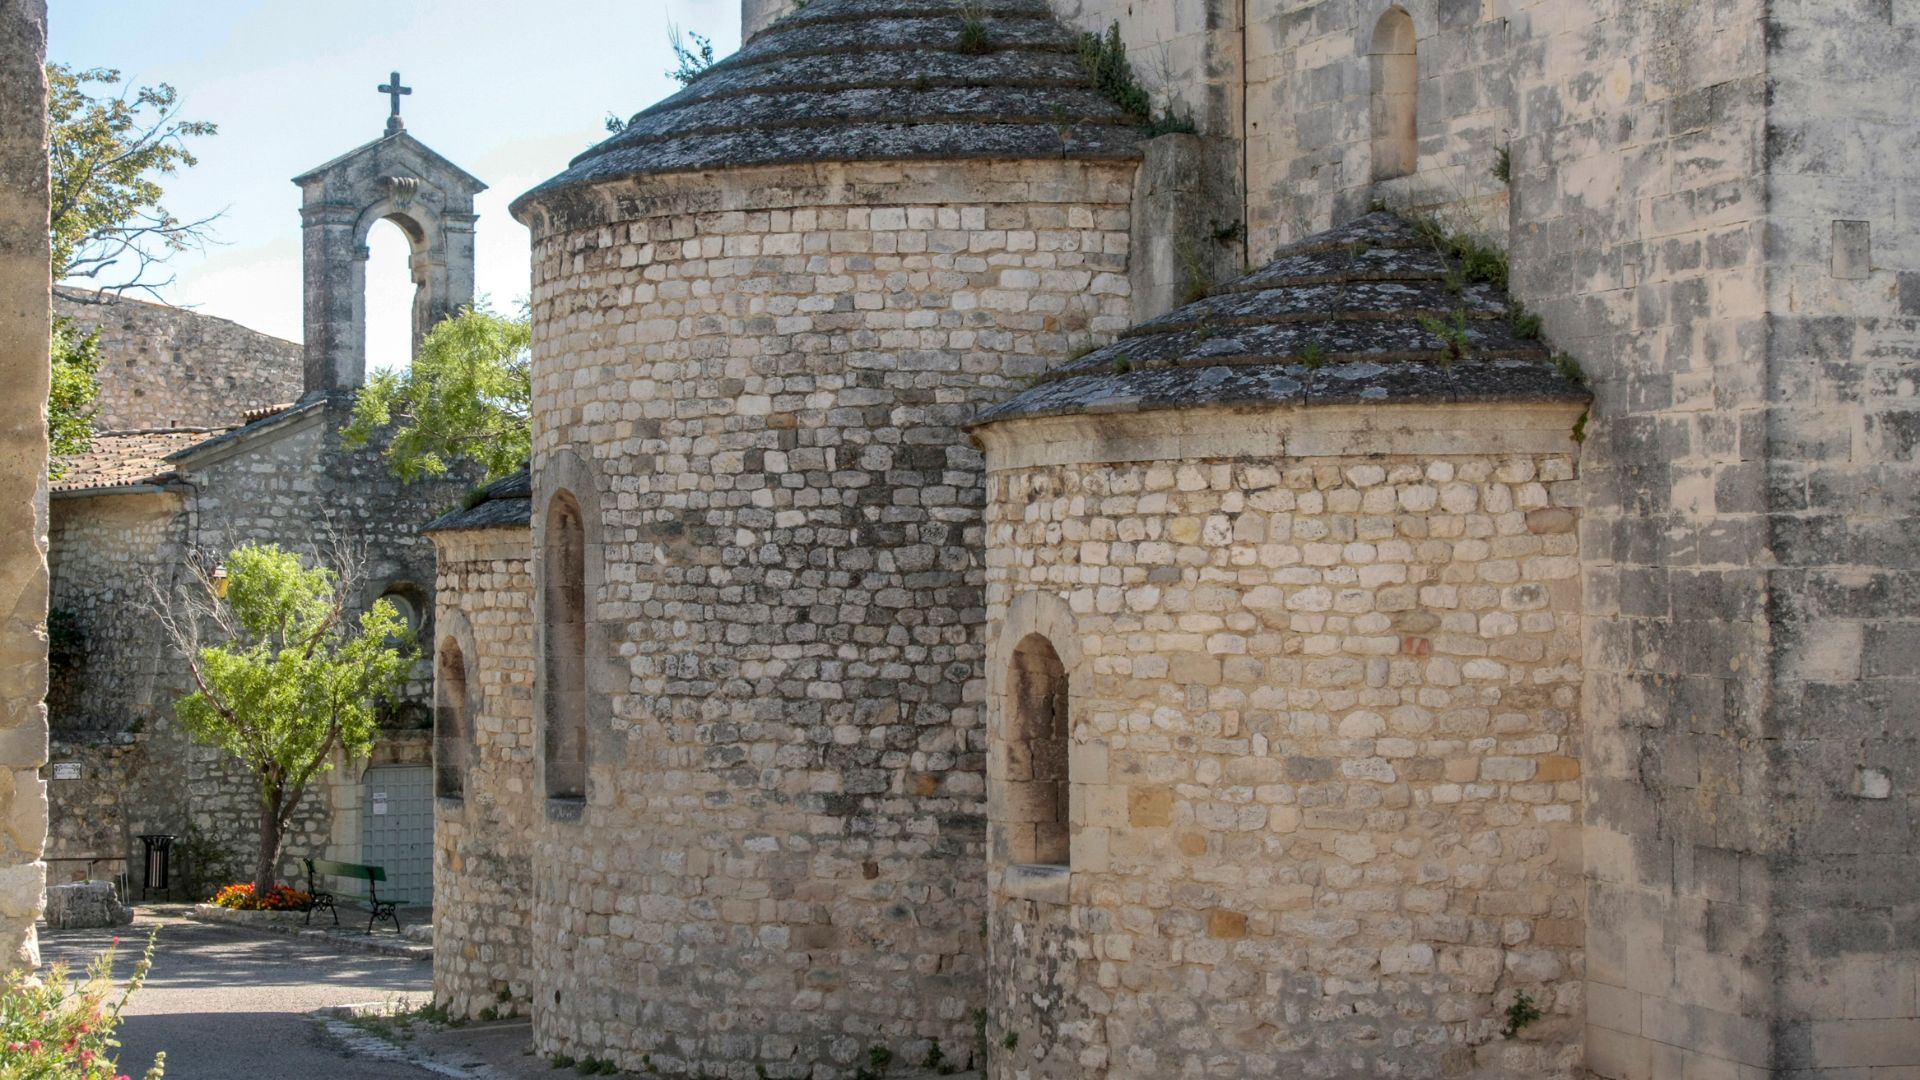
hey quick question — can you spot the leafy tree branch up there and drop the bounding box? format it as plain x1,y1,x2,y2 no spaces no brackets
342,304,532,482
149,538,415,894
48,63,219,296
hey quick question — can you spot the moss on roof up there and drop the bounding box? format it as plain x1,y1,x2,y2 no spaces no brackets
515,0,1144,212
974,212,1591,426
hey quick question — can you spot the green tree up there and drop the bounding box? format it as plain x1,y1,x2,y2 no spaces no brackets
153,543,415,894
342,304,532,482
47,317,100,477
48,63,218,289
44,62,217,473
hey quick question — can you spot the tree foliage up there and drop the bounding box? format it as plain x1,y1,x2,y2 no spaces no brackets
342,304,532,482
48,316,101,475
47,63,218,291
45,62,217,475
155,542,415,894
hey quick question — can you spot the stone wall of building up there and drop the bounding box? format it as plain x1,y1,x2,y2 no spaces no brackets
1499,1,1776,1075
53,289,301,433
0,0,50,973
430,526,537,1018
169,401,469,883
1757,2,1920,1072
1090,0,1785,1072
46,489,188,734
977,403,1586,1079
516,158,1137,1075
1049,0,1240,138
1239,0,1513,256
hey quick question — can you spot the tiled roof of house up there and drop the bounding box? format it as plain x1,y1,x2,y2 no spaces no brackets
515,0,1143,210
973,212,1591,426
51,428,227,493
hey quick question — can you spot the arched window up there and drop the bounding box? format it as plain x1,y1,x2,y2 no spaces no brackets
1370,7,1419,181
544,491,589,801
1006,634,1071,867
435,637,469,799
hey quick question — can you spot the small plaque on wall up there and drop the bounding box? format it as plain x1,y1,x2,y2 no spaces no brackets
50,762,82,780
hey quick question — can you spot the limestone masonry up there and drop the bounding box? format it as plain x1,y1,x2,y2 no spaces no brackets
423,0,1920,1076
0,0,50,975
23,0,1918,1073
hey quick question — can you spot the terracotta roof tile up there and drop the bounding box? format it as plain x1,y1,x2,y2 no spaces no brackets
51,428,228,493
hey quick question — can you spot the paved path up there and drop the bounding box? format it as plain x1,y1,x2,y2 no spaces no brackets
39,913,437,1080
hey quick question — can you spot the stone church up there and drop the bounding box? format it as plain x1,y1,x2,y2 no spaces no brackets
427,0,1920,1077
42,101,484,901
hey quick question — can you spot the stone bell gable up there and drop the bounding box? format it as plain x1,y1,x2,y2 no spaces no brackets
293,128,486,394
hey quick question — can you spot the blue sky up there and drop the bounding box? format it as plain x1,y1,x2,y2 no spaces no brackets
51,0,738,370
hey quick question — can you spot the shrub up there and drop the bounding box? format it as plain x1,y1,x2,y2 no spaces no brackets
0,934,164,1080
209,882,311,911
1076,23,1196,136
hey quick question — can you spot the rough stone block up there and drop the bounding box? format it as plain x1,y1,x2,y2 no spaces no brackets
42,881,132,930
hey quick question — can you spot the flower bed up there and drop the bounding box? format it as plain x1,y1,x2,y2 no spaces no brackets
209,882,312,911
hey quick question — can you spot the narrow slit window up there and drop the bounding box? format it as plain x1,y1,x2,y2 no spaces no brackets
435,638,469,799
544,491,588,800
1007,634,1071,867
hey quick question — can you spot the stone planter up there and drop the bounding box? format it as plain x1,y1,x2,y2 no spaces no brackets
190,903,311,930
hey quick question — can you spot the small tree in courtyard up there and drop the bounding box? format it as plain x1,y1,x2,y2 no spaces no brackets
151,541,415,895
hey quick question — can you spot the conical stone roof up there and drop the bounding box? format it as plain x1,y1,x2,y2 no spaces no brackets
974,212,1590,426
516,0,1145,207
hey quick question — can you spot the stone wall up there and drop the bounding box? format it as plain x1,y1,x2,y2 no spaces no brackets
1496,1,1776,1075
1049,0,1241,137
0,0,49,973
1241,0,1512,256
53,289,301,433
1758,2,1920,1071
516,157,1136,1076
168,400,469,883
430,526,537,1018
47,489,187,733
977,403,1586,1078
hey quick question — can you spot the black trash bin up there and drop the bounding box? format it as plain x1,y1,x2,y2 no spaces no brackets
136,834,174,900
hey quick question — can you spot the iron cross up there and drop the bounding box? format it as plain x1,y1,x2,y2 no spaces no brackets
378,71,411,133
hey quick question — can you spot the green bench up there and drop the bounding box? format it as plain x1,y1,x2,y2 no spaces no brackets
303,857,408,934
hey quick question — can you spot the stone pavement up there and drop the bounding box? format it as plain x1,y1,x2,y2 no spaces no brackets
38,911,436,1079
40,908,983,1080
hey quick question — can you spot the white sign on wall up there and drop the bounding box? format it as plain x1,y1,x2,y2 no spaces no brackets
50,762,81,780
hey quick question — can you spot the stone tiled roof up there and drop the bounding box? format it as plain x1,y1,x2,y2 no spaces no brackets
515,0,1143,208
51,428,226,493
423,469,531,533
974,212,1590,426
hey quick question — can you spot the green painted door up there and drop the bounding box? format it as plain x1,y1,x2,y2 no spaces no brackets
360,765,433,904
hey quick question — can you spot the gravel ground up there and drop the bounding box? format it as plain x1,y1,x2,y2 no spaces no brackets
37,912,436,1080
